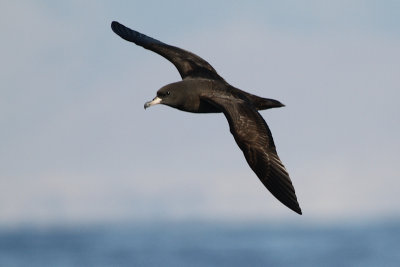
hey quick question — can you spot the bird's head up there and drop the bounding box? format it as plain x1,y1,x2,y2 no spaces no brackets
144,81,194,111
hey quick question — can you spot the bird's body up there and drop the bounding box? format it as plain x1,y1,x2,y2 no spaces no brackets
111,21,302,214
152,79,284,114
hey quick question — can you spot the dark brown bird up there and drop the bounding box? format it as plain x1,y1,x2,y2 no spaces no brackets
111,21,302,214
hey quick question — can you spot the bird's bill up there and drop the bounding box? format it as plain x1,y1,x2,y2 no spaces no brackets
144,96,162,109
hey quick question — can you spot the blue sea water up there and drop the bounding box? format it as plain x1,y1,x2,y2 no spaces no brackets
0,221,399,267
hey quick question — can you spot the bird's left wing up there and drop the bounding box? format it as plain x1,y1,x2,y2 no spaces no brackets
201,95,302,214
111,21,225,81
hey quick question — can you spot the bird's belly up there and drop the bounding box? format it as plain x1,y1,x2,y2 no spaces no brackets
196,100,221,113
175,99,221,113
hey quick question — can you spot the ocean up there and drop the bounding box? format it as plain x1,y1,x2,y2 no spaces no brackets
0,221,399,267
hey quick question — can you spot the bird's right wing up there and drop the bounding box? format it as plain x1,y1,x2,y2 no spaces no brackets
111,21,225,81
201,95,302,214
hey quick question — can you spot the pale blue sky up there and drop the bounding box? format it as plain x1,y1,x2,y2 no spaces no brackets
1,1,399,226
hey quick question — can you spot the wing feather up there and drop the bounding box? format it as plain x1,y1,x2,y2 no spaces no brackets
111,21,224,81
202,95,302,214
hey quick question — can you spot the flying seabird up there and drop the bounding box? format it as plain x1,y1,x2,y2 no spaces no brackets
111,21,302,214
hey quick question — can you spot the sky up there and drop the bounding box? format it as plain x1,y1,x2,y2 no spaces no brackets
1,0,399,227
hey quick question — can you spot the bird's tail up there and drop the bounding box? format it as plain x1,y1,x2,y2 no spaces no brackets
245,93,285,110
252,96,285,110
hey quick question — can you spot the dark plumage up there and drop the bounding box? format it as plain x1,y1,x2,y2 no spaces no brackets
111,21,302,214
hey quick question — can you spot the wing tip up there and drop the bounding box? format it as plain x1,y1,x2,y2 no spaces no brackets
111,20,117,28
286,195,302,215
111,21,123,33
293,205,302,215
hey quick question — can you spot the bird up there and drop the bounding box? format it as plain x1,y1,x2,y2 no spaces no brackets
111,21,302,215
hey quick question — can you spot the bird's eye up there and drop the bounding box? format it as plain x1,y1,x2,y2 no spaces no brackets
166,91,170,95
